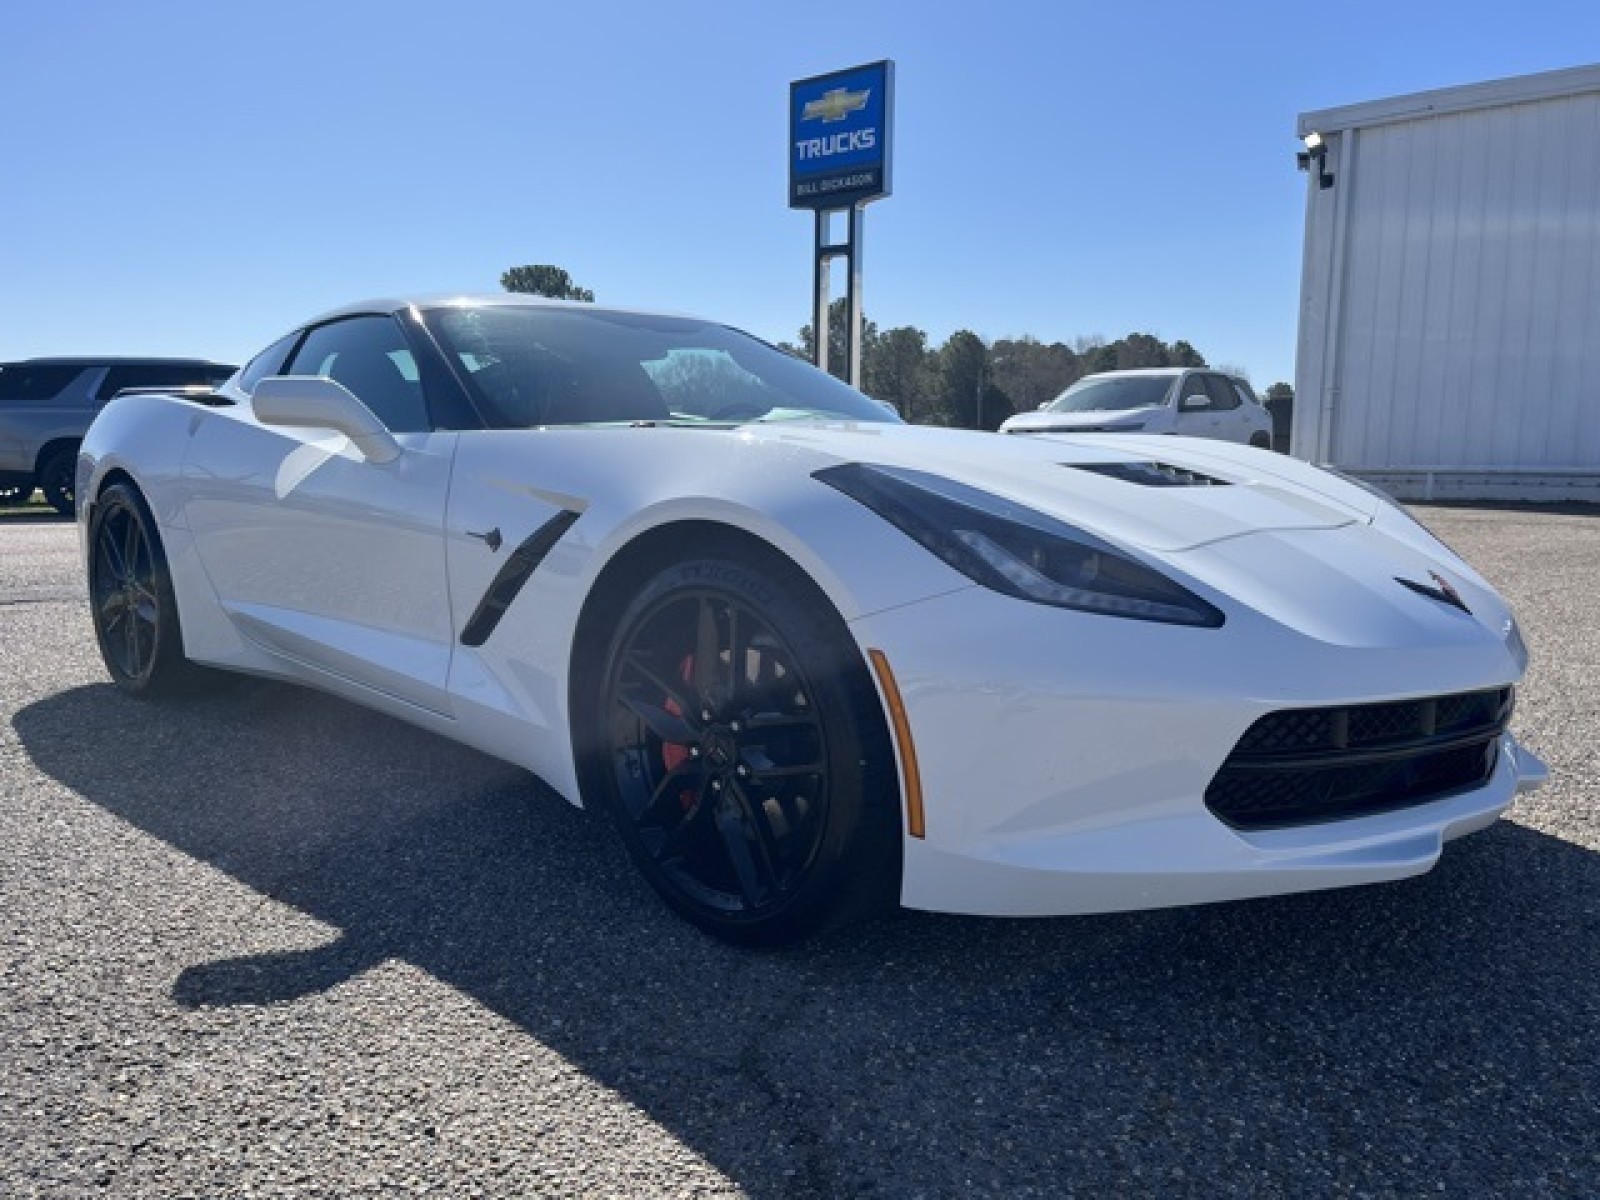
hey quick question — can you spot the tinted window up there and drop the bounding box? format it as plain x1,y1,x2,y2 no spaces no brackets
1048,375,1174,413
96,364,233,404
238,334,301,396
1176,373,1211,410
0,365,85,402
1204,374,1240,411
1231,380,1259,408
283,316,429,432
423,306,898,428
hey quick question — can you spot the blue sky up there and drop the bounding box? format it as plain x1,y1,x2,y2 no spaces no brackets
3,1,1596,387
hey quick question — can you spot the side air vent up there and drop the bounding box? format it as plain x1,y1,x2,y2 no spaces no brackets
459,509,582,646
1069,462,1231,488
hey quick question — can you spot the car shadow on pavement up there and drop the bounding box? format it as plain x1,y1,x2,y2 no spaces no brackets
14,678,1599,1196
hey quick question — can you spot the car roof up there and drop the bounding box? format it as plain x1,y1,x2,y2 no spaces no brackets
1078,368,1187,380
1076,367,1251,384
0,356,233,368
303,293,699,327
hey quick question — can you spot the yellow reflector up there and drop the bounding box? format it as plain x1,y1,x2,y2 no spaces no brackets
867,648,925,839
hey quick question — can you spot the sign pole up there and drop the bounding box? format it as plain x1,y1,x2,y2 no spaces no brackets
847,202,864,390
814,209,832,377
789,60,893,390
811,207,866,385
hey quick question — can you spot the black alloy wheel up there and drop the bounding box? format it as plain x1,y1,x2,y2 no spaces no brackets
589,550,899,945
88,482,200,695
39,448,76,516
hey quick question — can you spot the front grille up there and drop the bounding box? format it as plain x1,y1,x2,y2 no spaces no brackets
1206,687,1513,830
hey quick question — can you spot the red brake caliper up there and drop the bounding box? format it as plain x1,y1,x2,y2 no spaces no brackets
660,654,697,810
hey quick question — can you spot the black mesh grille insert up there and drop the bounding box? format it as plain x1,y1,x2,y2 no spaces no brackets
1070,462,1231,487
1206,687,1513,830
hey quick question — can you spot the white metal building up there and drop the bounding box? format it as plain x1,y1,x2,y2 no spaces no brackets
1293,64,1600,501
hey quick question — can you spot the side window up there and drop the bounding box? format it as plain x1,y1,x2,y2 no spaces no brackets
1178,373,1212,411
98,367,144,403
238,334,300,396
0,365,85,402
283,316,429,432
1204,375,1240,411
97,364,226,404
1232,380,1259,408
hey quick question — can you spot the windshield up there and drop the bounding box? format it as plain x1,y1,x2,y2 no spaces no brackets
1046,375,1175,413
422,305,900,428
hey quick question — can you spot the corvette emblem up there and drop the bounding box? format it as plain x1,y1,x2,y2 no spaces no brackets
802,87,870,123
1396,571,1470,614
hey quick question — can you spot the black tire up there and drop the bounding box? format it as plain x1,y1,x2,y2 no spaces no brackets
581,546,901,946
88,482,205,696
1249,432,1272,450
39,448,77,516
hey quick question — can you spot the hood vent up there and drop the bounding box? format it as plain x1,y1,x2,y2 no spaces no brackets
1069,461,1232,488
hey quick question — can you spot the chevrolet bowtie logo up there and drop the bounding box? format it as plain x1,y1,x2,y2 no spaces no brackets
1396,570,1471,614
803,87,870,123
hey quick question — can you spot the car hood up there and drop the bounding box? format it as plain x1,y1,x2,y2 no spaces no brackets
745,422,1375,553
999,405,1162,433
729,422,1512,656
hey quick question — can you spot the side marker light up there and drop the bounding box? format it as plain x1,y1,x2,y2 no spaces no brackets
867,648,925,839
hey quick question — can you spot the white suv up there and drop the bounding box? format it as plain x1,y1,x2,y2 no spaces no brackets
998,367,1274,448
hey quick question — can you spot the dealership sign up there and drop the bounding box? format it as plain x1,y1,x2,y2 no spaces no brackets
789,60,894,209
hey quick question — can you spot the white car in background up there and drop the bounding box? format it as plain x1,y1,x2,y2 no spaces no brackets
1000,367,1274,448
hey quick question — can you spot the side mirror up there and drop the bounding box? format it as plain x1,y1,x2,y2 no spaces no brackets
251,376,401,464
1179,393,1209,413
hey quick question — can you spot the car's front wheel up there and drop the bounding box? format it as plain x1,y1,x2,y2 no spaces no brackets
583,547,900,945
88,482,205,696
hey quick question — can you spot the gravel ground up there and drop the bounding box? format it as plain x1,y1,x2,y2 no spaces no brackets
1,507,1596,1198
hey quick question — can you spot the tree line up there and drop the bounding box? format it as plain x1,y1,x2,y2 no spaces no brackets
501,264,1291,427
778,299,1217,430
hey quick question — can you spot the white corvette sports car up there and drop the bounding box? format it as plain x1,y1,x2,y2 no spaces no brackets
78,295,1546,944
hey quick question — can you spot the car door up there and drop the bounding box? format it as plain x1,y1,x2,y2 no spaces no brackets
1228,379,1269,444
182,314,459,715
1202,373,1250,443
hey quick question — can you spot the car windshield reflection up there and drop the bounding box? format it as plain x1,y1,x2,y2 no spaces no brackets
1047,376,1174,413
423,305,900,429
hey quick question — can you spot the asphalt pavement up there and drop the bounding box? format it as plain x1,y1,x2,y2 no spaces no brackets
1,506,1596,1198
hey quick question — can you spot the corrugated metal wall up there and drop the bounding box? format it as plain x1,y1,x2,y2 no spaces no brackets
1300,86,1600,485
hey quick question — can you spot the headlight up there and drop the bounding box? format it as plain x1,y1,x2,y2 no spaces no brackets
815,463,1224,627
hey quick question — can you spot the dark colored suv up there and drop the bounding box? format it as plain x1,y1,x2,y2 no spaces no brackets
0,357,237,514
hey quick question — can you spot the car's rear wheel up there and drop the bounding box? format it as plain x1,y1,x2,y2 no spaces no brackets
88,482,204,696
584,548,900,945
1249,432,1272,450
39,448,76,516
